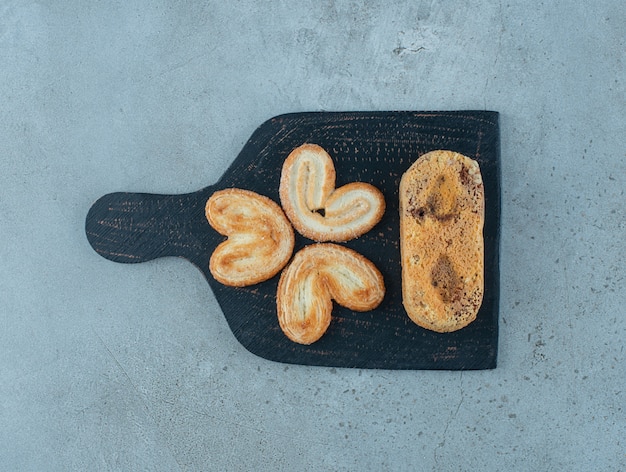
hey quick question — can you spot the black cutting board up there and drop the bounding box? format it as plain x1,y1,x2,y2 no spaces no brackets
86,111,500,370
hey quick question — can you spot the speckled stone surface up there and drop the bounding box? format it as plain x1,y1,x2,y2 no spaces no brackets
1,1,624,470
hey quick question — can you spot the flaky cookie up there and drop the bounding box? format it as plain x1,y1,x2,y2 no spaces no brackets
206,188,294,287
399,150,484,332
276,243,385,345
279,144,385,242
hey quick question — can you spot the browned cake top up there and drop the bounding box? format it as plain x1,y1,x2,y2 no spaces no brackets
400,150,484,332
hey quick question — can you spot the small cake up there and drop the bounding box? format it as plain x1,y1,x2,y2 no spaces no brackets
399,150,484,332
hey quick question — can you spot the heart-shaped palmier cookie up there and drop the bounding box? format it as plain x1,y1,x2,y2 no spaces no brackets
279,144,385,242
276,243,385,344
206,188,294,287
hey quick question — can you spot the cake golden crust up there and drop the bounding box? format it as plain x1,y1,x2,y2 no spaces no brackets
399,150,484,332
206,188,294,287
279,144,385,242
276,243,385,344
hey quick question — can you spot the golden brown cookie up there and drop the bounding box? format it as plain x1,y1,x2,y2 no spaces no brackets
399,150,484,332
276,243,385,344
279,144,385,242
206,188,294,287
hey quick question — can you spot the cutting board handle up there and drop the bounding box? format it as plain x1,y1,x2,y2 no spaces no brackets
85,188,215,264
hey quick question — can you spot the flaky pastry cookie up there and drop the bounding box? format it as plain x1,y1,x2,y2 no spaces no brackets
399,150,484,332
279,144,385,242
276,243,385,345
206,188,294,287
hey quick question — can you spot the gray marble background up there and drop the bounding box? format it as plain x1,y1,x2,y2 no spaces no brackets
1,1,624,470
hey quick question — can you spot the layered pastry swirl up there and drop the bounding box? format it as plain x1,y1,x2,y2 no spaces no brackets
276,243,385,345
205,188,294,287
279,144,385,242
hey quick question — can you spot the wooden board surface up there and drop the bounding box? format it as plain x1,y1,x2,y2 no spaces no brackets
86,111,500,370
